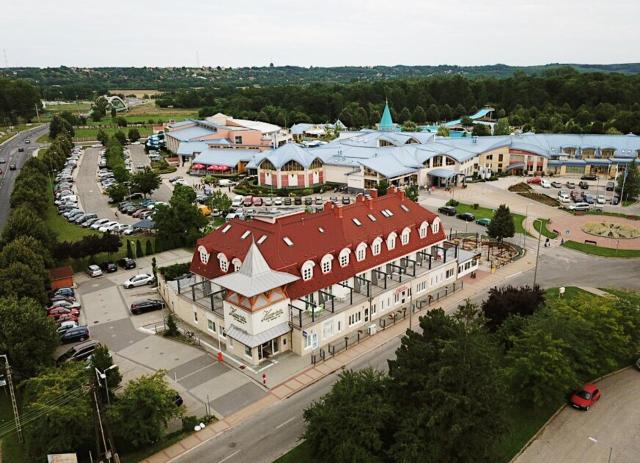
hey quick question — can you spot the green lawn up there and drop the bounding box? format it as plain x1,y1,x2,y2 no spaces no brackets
0,124,40,144
545,286,593,300
73,126,153,141
562,240,640,258
454,203,527,235
273,440,313,463
532,219,558,239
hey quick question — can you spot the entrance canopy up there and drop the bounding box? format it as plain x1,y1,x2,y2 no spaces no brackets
227,321,290,348
428,168,459,179
506,162,525,171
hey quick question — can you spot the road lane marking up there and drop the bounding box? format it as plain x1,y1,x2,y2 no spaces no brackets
275,417,296,430
218,449,240,463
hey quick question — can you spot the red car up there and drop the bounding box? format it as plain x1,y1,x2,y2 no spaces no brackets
569,383,601,410
48,307,80,319
55,313,79,324
252,197,263,207
526,177,542,184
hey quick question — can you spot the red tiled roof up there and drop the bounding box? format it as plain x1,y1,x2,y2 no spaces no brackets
49,266,74,281
190,189,446,300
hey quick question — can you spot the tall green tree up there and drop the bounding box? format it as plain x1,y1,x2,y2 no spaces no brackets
49,114,75,139
154,184,207,249
89,345,122,404
388,304,507,462
481,285,545,331
472,123,491,136
617,159,639,202
210,190,232,214
412,105,426,123
97,128,109,146
487,204,515,244
131,167,161,197
108,371,183,449
425,104,440,123
304,369,393,463
0,261,49,303
128,127,141,141
114,130,127,146
0,297,58,380
376,179,388,197
493,117,511,135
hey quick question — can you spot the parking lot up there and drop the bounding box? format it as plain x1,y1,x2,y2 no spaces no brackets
62,250,267,418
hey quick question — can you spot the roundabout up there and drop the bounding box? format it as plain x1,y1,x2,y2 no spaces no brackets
543,213,640,251
582,222,640,239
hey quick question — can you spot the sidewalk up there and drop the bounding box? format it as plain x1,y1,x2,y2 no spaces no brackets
141,254,536,463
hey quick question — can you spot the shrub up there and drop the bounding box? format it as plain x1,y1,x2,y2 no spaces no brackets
159,263,191,281
145,240,153,256
446,199,459,207
473,203,479,209
135,240,143,258
165,313,179,338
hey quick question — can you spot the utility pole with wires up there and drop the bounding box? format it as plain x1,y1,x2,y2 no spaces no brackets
0,355,22,442
90,371,120,462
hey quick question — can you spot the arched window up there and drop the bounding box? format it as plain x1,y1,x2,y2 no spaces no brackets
260,159,276,171
387,232,397,251
232,258,242,272
217,253,228,272
320,254,333,274
281,160,305,171
431,217,441,234
339,248,351,267
419,221,429,239
372,237,383,256
309,158,323,169
355,242,367,262
301,260,315,281
198,245,210,264
401,227,411,245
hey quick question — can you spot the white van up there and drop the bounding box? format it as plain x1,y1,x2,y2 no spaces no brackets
558,191,571,203
219,179,237,187
540,179,551,188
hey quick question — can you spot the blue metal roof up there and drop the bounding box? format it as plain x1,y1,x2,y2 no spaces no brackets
427,168,459,178
379,102,394,131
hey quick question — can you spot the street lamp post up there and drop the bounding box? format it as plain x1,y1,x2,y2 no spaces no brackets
532,219,543,287
95,365,118,405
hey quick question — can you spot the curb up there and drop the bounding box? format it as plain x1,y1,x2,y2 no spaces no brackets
509,365,633,462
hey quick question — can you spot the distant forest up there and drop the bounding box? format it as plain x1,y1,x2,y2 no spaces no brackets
2,62,640,100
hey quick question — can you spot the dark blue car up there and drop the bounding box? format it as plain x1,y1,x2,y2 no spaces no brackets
60,326,90,344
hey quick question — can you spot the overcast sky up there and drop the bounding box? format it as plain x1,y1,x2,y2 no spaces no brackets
1,0,638,67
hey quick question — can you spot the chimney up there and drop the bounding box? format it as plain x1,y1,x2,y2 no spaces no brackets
324,201,334,212
396,188,405,200
334,205,343,218
368,189,378,198
366,197,374,210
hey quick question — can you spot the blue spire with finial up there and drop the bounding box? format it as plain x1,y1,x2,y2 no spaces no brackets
379,99,394,131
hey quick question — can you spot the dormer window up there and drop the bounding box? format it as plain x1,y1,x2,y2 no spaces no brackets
372,237,382,256
401,227,411,245
419,221,428,239
432,217,441,234
301,260,315,281
387,232,397,250
339,248,351,267
218,253,228,272
321,254,333,274
198,246,210,264
232,258,242,272
356,242,367,262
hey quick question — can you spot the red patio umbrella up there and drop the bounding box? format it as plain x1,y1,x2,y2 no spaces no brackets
206,165,217,171
192,163,205,169
213,165,230,171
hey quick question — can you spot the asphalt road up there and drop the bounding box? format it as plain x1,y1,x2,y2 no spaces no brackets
0,124,49,228
175,335,400,463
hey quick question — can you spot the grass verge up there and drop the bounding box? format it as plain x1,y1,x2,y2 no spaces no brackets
273,440,312,463
532,219,558,239
454,203,527,234
73,126,153,141
562,240,640,258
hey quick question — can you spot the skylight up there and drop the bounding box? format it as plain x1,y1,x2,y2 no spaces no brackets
367,214,377,222
283,237,294,246
352,218,362,226
257,235,268,244
384,209,394,217
222,224,231,233
318,227,325,233
400,204,410,212
380,210,390,218
241,230,251,240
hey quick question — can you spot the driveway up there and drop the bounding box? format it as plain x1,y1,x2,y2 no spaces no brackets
128,144,173,202
514,368,640,463
69,249,267,418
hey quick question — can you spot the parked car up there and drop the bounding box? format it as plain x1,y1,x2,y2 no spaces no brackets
86,265,103,277
243,196,254,207
583,193,595,204
56,320,78,335
48,306,80,318
606,181,615,191
274,197,283,206
130,299,165,315
551,181,562,188
581,174,598,181
99,261,118,273
48,300,81,310
315,196,323,205
54,287,75,298
252,197,263,207
304,197,313,206
9,163,16,171
569,383,601,411
294,197,303,205
438,206,456,216
558,191,571,203
476,217,491,226
457,212,475,222
611,195,620,205
117,258,136,269
56,313,79,324
50,294,76,304
264,197,273,207
540,179,551,188
341,196,350,205
56,340,101,364
123,273,154,289
527,177,542,184
98,221,118,232
578,181,589,189
596,195,606,204
568,202,591,211
59,326,90,344
284,197,292,206
91,218,111,230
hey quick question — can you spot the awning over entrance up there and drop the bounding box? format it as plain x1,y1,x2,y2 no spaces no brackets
427,168,459,179
227,321,290,348
506,162,525,171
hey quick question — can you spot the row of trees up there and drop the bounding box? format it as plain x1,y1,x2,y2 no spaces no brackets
0,77,41,123
304,287,640,462
154,68,640,134
54,234,121,261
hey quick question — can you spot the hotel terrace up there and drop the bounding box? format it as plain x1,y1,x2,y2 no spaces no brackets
159,188,479,366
